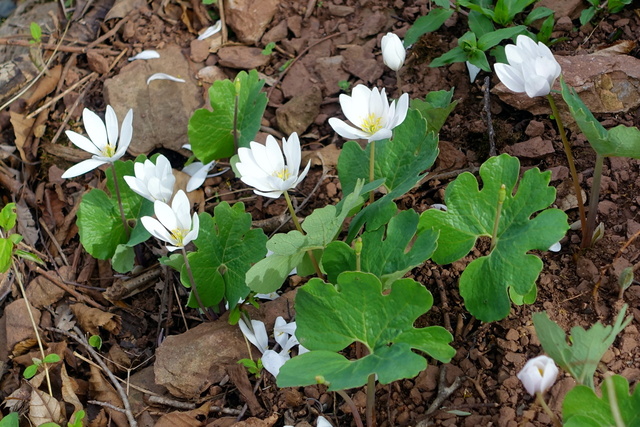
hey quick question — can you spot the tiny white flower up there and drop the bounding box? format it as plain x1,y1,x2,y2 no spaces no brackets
381,32,406,71
147,73,186,85
236,132,311,199
61,106,133,178
494,35,561,98
238,318,268,354
328,85,409,142
128,50,160,61
140,190,199,252
198,20,222,40
517,355,559,396
124,155,175,202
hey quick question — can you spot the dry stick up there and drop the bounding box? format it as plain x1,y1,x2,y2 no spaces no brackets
37,217,69,266
433,270,453,334
49,326,138,427
34,265,105,309
86,15,131,49
0,38,121,55
145,395,242,415
267,32,342,99
424,366,464,417
483,76,497,157
27,72,97,119
218,0,228,44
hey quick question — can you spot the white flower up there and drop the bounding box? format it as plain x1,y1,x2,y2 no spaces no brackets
61,106,133,178
198,20,222,40
494,35,561,98
381,32,405,71
183,160,217,192
517,355,559,396
239,318,268,354
236,132,311,199
328,85,409,142
140,190,199,252
124,155,175,202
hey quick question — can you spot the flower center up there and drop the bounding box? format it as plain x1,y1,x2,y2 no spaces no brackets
361,113,383,134
273,168,291,181
170,228,186,246
102,143,116,158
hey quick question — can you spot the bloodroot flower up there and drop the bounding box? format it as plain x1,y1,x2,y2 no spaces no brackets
494,35,561,98
517,355,559,396
381,32,406,71
328,84,409,142
124,155,175,203
141,190,199,251
236,132,310,199
61,106,133,178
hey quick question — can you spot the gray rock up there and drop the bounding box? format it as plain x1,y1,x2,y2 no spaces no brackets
314,56,350,96
224,0,279,45
217,46,271,69
103,45,205,156
276,87,323,135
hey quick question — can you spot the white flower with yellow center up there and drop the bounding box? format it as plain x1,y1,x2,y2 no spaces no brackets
328,84,409,142
124,154,175,202
517,355,559,396
236,132,311,199
140,190,199,252
61,106,133,178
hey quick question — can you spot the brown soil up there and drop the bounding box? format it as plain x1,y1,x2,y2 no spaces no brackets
1,0,640,426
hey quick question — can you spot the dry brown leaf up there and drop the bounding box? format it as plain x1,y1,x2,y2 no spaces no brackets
89,365,128,427
154,401,211,427
88,408,108,427
60,363,83,414
25,275,65,308
29,388,62,426
16,199,39,247
25,64,62,107
55,304,76,331
12,338,37,357
71,303,121,335
9,111,35,162
4,383,31,413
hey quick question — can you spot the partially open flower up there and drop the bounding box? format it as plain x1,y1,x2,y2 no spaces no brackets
517,355,559,396
328,85,409,142
61,106,133,178
140,190,199,252
494,35,561,98
381,32,405,71
236,132,310,199
124,155,175,203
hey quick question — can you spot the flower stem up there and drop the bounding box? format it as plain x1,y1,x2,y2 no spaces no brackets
284,191,323,279
369,140,376,204
546,94,587,244
584,153,604,247
490,184,506,251
181,247,215,321
366,373,376,427
110,162,130,239
535,392,562,427
336,390,364,427
395,70,403,96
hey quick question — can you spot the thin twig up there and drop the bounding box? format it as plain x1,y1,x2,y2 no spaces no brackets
0,38,120,55
48,326,138,427
483,76,496,157
424,366,464,417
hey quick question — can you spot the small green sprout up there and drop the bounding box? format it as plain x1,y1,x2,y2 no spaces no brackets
23,353,61,379
238,358,263,377
337,80,351,92
262,42,276,55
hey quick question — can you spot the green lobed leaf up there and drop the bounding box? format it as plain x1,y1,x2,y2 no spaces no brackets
0,203,17,230
186,202,267,309
477,26,527,51
77,189,127,260
404,8,454,47
323,209,438,288
411,89,458,134
419,154,568,322
277,272,455,391
188,70,268,162
0,239,14,273
246,181,366,294
533,307,632,389
0,412,19,427
563,375,640,427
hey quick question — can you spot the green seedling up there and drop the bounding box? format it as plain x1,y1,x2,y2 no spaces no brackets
337,80,351,92
0,203,44,273
88,335,102,350
533,306,632,389
580,0,632,25
279,58,294,71
0,413,18,427
29,22,42,44
24,353,61,379
188,70,267,162
238,358,263,377
261,42,276,55
410,88,458,134
278,272,455,425
419,154,569,322
161,202,267,310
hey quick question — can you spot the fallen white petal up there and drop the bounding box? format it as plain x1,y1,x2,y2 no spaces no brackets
128,50,160,61
466,61,482,83
147,73,186,85
548,242,561,252
198,20,222,40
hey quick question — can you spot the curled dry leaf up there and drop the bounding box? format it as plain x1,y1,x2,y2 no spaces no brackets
89,365,129,427
154,401,211,427
16,199,38,247
61,363,83,414
29,388,62,426
71,303,121,335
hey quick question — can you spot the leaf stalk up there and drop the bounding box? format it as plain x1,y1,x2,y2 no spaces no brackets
284,191,324,279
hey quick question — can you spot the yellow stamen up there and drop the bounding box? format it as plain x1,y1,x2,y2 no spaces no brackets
273,168,291,180
102,144,116,158
361,113,383,134
170,229,186,246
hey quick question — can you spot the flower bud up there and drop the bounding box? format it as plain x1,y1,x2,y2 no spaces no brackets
517,355,559,396
381,32,405,71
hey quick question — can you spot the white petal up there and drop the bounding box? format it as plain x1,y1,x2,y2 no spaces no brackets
466,61,481,82
82,108,108,150
253,188,285,199
61,158,106,178
328,118,370,140
171,190,192,231
154,200,178,232
389,93,409,129
524,75,551,98
147,73,186,85
494,63,525,93
198,20,222,40
115,109,134,158
548,242,561,252
128,50,160,61
262,349,288,378
317,416,333,427
141,216,174,244
105,105,119,147
292,160,311,189
65,131,102,156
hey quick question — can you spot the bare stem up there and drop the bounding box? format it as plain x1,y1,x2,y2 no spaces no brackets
535,392,563,427
366,373,376,427
110,162,130,239
336,390,364,427
584,154,604,247
546,94,587,244
490,184,506,251
233,93,239,152
369,141,375,204
284,191,323,278
181,247,215,321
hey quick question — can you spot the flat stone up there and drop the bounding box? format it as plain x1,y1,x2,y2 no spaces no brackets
281,62,314,99
217,46,270,69
534,0,584,19
341,45,383,84
494,53,640,117
276,86,323,135
328,4,354,17
547,165,569,181
504,136,555,158
103,44,205,156
261,19,288,45
224,0,279,45
313,56,350,96
196,65,228,84
524,120,545,137
189,39,211,63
